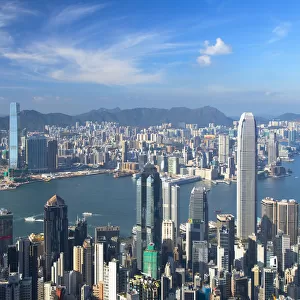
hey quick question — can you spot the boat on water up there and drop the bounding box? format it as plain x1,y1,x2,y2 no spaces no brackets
24,217,36,222
83,212,93,217
44,178,52,182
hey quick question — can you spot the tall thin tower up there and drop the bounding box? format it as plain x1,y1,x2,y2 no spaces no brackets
237,112,257,240
9,102,20,169
136,163,162,270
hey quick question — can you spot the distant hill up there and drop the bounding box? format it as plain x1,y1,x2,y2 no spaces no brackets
276,113,300,121
0,106,233,131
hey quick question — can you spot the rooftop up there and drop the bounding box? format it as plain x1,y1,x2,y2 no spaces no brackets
0,208,12,216
46,194,65,207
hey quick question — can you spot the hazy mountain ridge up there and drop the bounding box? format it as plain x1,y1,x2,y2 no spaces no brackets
0,106,232,131
276,113,300,121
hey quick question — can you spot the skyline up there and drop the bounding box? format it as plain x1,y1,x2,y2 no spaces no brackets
1,0,300,115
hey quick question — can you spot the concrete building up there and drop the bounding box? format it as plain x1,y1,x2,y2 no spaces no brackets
218,134,230,164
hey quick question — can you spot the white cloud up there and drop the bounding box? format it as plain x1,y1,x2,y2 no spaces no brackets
200,38,232,56
197,38,231,67
49,4,107,26
268,22,291,43
32,96,45,103
197,55,211,66
1,34,165,85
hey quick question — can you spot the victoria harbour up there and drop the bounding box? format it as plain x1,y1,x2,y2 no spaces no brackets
1,157,299,240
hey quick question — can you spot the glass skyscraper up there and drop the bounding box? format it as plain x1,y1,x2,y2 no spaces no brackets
9,102,20,169
136,163,162,270
44,194,69,281
237,112,257,240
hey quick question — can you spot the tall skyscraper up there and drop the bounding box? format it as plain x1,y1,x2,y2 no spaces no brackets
186,187,208,268
0,208,13,257
26,135,48,173
236,112,257,240
136,163,162,270
47,140,58,172
83,238,93,286
217,214,235,271
121,141,128,164
268,132,278,165
94,242,104,285
188,187,208,240
9,102,20,169
218,134,230,164
261,198,278,244
44,195,69,281
277,199,298,245
261,198,298,245
262,268,276,300
162,181,180,237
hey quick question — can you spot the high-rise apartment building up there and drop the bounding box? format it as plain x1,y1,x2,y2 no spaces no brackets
237,112,257,240
121,141,128,164
218,134,230,164
44,195,69,281
26,135,48,173
0,208,13,256
47,140,58,172
73,246,83,273
168,156,179,175
136,163,162,270
9,102,20,169
268,132,278,165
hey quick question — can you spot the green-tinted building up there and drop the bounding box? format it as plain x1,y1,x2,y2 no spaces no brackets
143,243,159,279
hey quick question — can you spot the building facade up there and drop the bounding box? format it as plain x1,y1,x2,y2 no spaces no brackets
237,112,257,240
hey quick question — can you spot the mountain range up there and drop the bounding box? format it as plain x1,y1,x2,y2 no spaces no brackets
0,107,298,131
0,106,233,131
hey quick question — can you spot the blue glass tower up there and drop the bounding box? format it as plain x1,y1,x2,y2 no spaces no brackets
9,102,20,169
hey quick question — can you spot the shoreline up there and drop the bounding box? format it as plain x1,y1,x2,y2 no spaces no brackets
0,169,113,192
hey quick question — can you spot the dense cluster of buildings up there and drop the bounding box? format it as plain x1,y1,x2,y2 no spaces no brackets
0,103,300,299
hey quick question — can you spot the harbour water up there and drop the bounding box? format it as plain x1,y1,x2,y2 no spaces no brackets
1,157,300,239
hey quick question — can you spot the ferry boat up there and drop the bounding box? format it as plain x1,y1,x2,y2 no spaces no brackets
24,217,36,222
83,212,93,217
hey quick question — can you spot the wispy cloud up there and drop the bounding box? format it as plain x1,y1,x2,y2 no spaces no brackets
268,22,291,43
1,33,169,85
197,38,232,66
48,3,107,27
0,1,36,28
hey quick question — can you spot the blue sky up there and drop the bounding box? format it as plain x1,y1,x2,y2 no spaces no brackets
0,0,300,116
